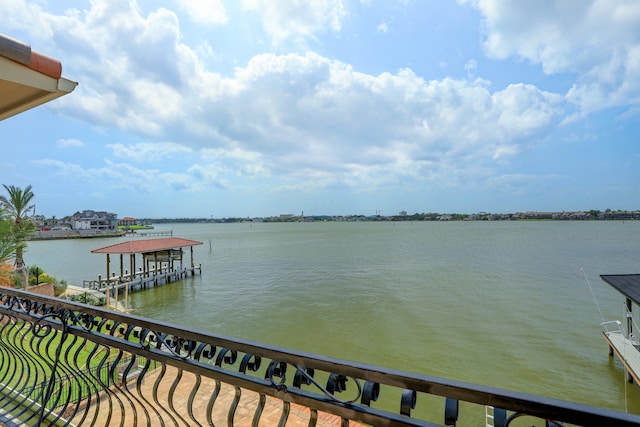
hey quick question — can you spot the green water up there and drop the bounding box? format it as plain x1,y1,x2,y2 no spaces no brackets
26,220,640,413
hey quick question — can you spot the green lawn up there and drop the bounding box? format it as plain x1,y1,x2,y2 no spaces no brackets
118,225,153,230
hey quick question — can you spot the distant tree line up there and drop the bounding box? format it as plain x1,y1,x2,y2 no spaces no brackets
139,209,640,224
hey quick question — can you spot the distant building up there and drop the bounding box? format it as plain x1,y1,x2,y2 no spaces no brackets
118,216,137,227
71,210,117,231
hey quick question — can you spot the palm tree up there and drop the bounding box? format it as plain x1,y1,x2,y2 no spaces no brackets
0,185,35,273
0,207,23,265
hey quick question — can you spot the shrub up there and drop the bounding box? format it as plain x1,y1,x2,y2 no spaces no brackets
12,271,23,288
28,265,40,276
69,291,105,306
26,265,69,296
0,262,14,287
28,273,56,286
54,280,68,297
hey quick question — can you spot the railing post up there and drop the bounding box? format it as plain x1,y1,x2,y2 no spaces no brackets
445,397,459,426
494,408,507,427
400,389,416,416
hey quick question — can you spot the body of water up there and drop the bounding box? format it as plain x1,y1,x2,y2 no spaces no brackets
24,220,640,413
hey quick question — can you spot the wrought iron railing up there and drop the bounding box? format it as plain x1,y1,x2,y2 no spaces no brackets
1,287,640,427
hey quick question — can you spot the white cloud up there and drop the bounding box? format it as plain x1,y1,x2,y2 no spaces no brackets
35,158,213,193
486,172,560,194
461,0,640,113
194,57,563,190
67,42,564,194
56,138,85,148
34,159,86,176
22,0,195,137
242,0,347,44
6,0,568,197
377,22,388,33
108,142,193,162
464,59,477,78
0,0,50,39
176,0,227,24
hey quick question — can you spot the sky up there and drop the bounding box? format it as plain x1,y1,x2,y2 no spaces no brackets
1,0,639,219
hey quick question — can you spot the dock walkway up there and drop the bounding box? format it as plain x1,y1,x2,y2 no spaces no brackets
602,322,640,384
83,265,201,293
125,229,173,237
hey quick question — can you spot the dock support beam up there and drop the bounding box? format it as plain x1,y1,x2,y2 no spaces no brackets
106,254,111,284
627,298,633,338
628,298,634,383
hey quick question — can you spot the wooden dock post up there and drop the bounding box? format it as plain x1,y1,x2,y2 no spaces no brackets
124,269,129,311
102,275,109,308
113,273,118,309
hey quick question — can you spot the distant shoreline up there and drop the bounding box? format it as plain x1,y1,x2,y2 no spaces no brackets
27,230,126,241
140,209,640,224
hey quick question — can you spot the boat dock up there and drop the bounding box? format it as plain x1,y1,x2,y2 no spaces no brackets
125,229,173,237
602,321,640,384
83,265,202,292
600,274,640,383
84,237,203,310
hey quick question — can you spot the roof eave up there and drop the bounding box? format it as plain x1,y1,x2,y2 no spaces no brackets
0,76,77,121
601,274,640,306
0,35,77,121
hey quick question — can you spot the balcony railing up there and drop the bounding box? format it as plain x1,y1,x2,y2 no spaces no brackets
1,287,640,427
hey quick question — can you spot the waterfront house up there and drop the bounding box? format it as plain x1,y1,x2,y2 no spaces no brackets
71,210,118,231
118,216,137,227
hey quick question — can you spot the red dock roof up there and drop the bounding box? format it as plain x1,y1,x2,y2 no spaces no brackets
91,237,203,254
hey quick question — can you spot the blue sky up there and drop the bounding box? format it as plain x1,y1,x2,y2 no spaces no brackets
1,0,639,219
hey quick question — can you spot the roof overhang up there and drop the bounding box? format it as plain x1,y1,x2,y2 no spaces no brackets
0,33,77,121
91,238,204,255
601,274,640,305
